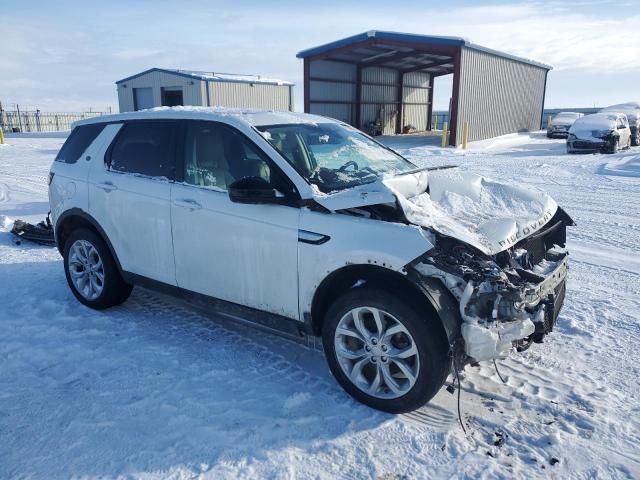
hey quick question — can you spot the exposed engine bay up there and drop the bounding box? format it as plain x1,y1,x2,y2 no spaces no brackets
410,207,573,361
321,172,575,364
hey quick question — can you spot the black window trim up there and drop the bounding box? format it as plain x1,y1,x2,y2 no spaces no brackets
104,119,180,181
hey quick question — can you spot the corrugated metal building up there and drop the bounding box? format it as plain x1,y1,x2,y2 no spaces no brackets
115,68,294,113
297,31,552,145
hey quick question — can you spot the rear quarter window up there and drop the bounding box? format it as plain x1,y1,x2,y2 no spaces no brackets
107,121,177,178
55,123,106,163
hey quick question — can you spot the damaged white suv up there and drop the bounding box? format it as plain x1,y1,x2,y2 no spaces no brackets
49,108,572,413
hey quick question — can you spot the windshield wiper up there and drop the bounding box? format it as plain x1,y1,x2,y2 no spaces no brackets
393,164,458,177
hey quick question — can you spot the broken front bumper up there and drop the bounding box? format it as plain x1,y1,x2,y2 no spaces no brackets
413,245,569,362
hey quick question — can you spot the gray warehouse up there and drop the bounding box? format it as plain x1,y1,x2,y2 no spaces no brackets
115,68,294,113
297,31,551,145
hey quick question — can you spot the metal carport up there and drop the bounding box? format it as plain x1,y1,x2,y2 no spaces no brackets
297,31,551,146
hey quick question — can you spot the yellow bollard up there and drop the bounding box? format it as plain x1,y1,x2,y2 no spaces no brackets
433,114,437,130
441,122,448,148
0,129,4,145
462,121,469,149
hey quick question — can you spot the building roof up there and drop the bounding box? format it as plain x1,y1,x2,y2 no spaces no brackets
115,68,294,86
297,30,552,73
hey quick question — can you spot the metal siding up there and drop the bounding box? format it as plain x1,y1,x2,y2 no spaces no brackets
361,67,398,135
116,71,204,112
457,46,547,143
308,60,357,123
309,80,355,102
402,72,430,131
309,103,353,123
209,82,291,110
309,60,357,81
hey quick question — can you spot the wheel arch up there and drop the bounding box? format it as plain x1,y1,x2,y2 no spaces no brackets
309,264,459,347
55,208,124,275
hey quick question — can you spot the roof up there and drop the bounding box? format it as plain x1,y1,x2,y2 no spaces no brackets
115,68,294,86
297,30,552,73
72,106,335,128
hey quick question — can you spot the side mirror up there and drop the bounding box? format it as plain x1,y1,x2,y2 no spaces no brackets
228,176,278,204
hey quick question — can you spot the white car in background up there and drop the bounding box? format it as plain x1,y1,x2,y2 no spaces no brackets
547,112,583,138
567,112,632,154
49,108,573,413
599,102,640,146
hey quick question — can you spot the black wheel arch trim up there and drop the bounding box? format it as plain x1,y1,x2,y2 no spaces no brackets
55,208,125,275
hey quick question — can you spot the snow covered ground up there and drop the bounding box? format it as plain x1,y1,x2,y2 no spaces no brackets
1,131,639,479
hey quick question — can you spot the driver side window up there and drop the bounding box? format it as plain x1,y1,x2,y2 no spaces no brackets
183,121,271,191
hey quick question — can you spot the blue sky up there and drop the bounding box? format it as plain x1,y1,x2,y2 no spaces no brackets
1,0,638,113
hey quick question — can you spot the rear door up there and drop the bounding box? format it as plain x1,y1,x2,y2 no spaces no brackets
170,120,300,319
88,120,178,285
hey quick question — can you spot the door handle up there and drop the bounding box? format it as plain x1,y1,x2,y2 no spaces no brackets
97,181,118,192
173,198,202,210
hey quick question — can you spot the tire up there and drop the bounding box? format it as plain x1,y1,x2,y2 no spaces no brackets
633,133,639,147
546,133,552,139
322,287,450,413
610,138,619,154
627,137,632,150
63,228,133,309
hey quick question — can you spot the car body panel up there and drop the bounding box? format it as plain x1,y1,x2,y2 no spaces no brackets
170,182,301,319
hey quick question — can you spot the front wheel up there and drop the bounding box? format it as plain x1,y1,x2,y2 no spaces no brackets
322,288,450,413
63,228,133,309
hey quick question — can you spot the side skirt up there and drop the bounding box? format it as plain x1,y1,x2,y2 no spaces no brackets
123,273,321,347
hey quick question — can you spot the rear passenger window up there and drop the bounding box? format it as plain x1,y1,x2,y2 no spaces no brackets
108,121,176,178
55,123,105,163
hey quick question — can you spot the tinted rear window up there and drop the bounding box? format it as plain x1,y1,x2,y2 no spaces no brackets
55,123,106,163
108,121,177,178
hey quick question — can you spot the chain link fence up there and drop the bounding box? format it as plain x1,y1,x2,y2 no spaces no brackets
0,110,109,133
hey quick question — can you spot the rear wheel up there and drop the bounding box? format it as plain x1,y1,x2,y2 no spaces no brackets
322,287,450,413
63,228,132,309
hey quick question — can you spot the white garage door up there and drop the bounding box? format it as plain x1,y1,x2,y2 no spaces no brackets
133,87,154,111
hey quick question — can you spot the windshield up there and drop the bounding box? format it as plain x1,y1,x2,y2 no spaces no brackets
256,122,416,192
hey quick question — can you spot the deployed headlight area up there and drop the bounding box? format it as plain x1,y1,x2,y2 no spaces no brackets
410,208,573,362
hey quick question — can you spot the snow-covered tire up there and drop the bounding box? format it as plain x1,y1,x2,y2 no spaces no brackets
626,137,631,150
608,138,619,154
322,287,450,413
63,228,133,310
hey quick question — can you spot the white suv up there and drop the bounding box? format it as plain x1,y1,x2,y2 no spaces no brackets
49,108,572,413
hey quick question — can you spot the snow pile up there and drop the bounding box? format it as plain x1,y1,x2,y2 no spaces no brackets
599,154,640,178
390,169,557,254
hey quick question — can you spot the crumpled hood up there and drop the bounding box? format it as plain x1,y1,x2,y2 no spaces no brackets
312,170,558,255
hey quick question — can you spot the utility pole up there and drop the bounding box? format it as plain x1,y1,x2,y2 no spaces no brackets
16,104,23,132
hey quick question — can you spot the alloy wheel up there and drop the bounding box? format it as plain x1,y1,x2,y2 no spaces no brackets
68,239,105,301
334,306,420,399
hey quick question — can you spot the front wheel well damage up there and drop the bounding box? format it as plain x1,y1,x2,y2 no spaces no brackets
309,265,450,346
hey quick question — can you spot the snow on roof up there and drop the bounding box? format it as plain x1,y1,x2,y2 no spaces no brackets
72,106,335,129
115,68,294,86
571,113,619,130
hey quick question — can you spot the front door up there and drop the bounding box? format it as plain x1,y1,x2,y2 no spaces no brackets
170,120,300,319
88,120,178,285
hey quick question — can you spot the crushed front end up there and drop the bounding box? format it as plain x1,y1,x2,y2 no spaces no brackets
409,208,574,363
